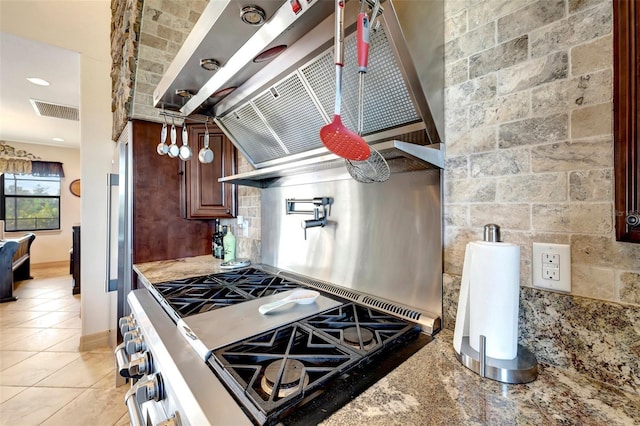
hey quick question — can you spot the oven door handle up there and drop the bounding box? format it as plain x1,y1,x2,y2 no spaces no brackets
114,342,131,378
125,384,145,426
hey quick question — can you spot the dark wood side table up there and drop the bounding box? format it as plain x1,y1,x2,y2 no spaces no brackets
72,225,81,295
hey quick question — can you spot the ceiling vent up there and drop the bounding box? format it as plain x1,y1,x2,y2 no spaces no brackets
29,99,79,121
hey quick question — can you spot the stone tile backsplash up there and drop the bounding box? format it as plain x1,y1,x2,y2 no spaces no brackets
444,0,639,394
444,0,640,307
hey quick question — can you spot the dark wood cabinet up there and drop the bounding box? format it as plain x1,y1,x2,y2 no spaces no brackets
131,120,214,263
72,226,81,294
614,1,640,243
181,124,237,219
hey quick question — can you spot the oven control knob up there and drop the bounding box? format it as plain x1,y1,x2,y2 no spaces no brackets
128,352,152,378
125,336,146,356
119,315,136,335
123,329,141,343
135,373,163,404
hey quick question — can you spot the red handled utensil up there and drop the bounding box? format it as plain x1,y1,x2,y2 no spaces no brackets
319,0,370,161
356,0,370,134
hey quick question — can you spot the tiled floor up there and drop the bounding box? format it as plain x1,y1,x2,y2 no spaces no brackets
0,264,129,425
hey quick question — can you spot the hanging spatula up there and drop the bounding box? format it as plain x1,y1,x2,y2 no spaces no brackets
320,0,370,161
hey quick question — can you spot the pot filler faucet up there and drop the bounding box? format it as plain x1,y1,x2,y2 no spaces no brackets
286,197,333,240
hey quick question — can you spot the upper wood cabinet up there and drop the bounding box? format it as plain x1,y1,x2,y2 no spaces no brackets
613,1,640,243
181,123,237,219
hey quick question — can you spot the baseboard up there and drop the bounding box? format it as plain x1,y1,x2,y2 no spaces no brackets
79,329,113,351
32,260,70,269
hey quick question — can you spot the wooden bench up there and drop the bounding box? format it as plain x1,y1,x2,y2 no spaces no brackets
0,233,36,303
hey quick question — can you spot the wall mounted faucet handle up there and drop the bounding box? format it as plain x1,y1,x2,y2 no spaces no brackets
287,197,333,239
301,217,327,240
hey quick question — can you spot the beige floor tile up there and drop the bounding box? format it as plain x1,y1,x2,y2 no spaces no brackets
0,385,27,403
91,371,127,390
0,297,52,311
36,352,114,388
0,327,43,347
11,288,60,299
40,386,128,426
29,262,70,279
26,297,79,312
0,310,49,327
14,310,78,328
0,351,80,386
85,344,113,353
51,315,81,329
0,386,83,425
1,327,79,351
39,287,72,297
46,334,81,352
19,279,69,288
113,411,130,426
0,350,37,371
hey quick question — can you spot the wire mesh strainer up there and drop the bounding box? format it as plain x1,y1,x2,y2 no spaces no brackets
345,145,390,183
345,0,389,184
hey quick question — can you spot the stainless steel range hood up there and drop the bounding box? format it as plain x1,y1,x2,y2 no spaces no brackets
154,0,444,176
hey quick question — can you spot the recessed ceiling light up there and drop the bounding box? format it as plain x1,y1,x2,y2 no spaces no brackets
240,5,266,25
27,77,50,86
200,58,220,72
175,89,193,98
52,137,65,142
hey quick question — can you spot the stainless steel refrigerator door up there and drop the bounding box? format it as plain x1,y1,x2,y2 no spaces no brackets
116,124,133,323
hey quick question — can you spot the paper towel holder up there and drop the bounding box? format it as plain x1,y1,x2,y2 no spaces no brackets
455,335,538,384
453,223,538,384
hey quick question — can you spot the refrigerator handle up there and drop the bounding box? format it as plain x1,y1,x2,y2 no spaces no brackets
106,173,119,292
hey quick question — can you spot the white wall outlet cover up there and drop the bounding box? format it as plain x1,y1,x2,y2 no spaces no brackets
532,242,571,292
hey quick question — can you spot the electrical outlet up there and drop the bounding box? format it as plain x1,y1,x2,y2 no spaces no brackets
237,216,249,237
533,243,571,291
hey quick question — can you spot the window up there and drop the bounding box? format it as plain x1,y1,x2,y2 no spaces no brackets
1,173,61,231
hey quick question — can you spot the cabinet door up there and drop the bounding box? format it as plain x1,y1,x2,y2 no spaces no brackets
614,1,640,242
182,124,237,219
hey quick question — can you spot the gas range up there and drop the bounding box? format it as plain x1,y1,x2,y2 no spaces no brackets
116,266,431,426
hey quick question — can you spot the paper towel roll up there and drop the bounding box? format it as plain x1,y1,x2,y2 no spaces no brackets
467,241,520,360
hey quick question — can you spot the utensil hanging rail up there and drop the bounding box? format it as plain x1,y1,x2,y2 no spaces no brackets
158,110,211,125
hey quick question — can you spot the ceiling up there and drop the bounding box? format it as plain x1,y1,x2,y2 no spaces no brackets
0,32,81,149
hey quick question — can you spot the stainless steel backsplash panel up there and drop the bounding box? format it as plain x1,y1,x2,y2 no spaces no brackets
261,170,442,322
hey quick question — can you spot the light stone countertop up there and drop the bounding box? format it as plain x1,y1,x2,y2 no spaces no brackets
134,256,640,426
133,255,226,286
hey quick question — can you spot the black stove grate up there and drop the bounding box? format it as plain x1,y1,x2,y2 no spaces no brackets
210,323,361,420
208,304,422,425
150,268,303,319
302,303,417,355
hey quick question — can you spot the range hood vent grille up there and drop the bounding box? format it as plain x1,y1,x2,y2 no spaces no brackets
218,26,422,168
300,27,420,135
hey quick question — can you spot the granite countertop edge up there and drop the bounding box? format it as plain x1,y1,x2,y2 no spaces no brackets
133,256,640,426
